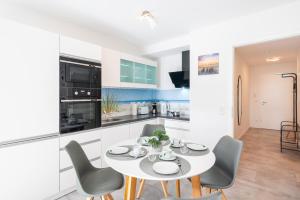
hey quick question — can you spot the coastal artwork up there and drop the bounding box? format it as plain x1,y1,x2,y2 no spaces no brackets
198,53,219,75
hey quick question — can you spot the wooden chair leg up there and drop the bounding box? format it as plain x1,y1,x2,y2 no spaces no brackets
105,193,114,200
204,187,211,194
176,180,181,198
136,179,146,199
221,189,227,200
160,181,168,198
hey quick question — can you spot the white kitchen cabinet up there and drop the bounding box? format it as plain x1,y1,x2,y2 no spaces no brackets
59,159,101,192
59,129,102,191
129,119,158,139
101,48,158,88
102,48,121,87
0,18,59,142
0,137,59,200
101,124,130,167
163,119,190,139
60,35,102,61
158,53,182,89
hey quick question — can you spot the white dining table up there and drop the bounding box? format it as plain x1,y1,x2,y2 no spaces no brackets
104,139,216,200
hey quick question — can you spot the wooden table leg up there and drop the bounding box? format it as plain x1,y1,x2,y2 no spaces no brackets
124,176,137,200
176,180,181,198
191,176,202,197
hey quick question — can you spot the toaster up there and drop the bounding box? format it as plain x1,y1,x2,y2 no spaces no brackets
137,106,149,115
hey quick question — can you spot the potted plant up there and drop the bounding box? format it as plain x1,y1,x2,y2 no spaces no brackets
148,129,169,152
102,94,119,121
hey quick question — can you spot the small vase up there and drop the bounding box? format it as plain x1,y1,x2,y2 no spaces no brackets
152,145,162,153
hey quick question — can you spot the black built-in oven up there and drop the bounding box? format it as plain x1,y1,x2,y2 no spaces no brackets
59,56,102,134
60,56,101,88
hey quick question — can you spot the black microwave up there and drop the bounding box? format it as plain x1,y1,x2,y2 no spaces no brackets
60,56,101,88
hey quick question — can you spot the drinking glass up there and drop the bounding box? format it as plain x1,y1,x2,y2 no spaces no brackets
147,153,157,162
180,141,189,154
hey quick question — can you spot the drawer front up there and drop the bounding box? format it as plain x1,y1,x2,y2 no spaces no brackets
60,159,101,191
164,119,190,131
60,139,101,170
165,128,189,140
60,129,101,148
129,119,157,139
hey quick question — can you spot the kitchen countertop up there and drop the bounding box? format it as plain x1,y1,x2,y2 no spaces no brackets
101,113,189,127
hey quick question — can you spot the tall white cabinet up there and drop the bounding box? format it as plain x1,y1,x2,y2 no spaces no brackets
0,18,60,200
0,18,59,142
0,137,59,200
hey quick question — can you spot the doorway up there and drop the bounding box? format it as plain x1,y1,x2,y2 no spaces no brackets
233,36,300,138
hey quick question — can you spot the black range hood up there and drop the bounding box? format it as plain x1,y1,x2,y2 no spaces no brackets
169,50,190,88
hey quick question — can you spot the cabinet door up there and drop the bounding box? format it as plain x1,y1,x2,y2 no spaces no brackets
0,18,59,142
102,48,121,87
101,125,130,167
60,35,102,61
0,138,59,200
120,59,134,83
146,65,157,84
129,119,158,139
134,62,146,83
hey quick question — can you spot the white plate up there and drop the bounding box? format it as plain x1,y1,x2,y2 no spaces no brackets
108,146,129,155
129,149,147,158
153,162,179,175
171,143,181,148
159,154,177,161
187,143,208,151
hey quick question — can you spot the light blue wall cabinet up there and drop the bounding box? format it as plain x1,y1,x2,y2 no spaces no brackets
120,59,134,83
133,62,146,83
102,48,157,88
120,59,157,85
146,65,157,84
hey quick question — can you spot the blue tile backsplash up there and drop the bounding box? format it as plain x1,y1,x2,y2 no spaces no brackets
102,87,189,103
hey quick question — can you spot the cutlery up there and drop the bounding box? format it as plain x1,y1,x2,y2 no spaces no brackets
176,159,183,174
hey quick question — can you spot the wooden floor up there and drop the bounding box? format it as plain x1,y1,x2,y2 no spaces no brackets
60,128,300,200
225,128,300,200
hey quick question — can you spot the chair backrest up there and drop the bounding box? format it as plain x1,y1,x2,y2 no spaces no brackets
213,135,243,186
162,191,221,200
65,140,94,180
141,124,165,137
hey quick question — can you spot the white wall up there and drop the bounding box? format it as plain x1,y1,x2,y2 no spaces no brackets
188,1,300,149
234,53,250,139
249,62,297,130
0,2,141,56
158,53,182,89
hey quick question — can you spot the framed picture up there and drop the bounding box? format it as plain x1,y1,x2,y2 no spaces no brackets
198,53,219,75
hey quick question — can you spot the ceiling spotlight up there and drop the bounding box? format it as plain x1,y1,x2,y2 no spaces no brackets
266,56,281,62
140,10,156,29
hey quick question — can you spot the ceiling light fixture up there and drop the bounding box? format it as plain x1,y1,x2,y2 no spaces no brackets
266,56,281,62
140,10,156,29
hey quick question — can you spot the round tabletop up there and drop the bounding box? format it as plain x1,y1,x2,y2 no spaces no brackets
104,139,216,181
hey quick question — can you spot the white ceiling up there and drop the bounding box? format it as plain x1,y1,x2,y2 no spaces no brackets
3,0,299,47
236,36,300,66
